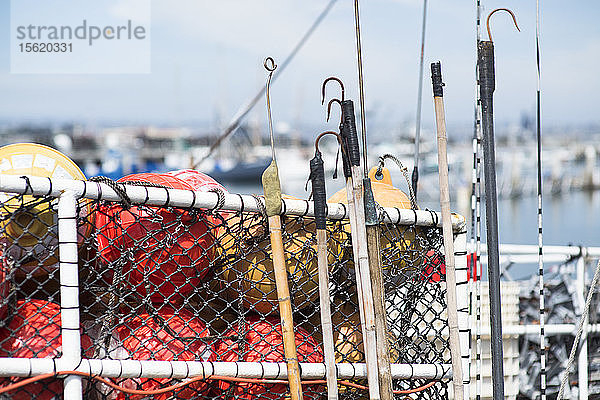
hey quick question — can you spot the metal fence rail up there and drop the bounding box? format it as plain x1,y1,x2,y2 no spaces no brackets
477,243,600,400
0,174,468,400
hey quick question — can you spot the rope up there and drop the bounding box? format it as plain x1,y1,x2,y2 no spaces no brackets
89,176,170,209
557,258,600,400
0,370,439,396
376,154,418,210
194,0,338,167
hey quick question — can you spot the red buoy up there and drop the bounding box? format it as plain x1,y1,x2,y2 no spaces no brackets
0,299,92,400
215,315,324,399
95,173,218,303
166,169,227,193
112,307,213,400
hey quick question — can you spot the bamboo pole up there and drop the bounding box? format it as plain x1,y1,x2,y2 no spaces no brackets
262,57,303,400
339,99,381,400
431,61,464,400
350,0,394,394
310,133,340,399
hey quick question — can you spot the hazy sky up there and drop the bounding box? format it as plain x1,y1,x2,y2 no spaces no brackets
1,0,599,132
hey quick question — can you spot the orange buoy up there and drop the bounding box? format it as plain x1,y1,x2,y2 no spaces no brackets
327,166,413,208
0,299,93,400
112,307,213,400
0,143,91,277
215,315,324,399
95,173,218,303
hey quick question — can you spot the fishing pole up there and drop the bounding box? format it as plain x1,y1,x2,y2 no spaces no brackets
535,1,547,398
261,56,303,400
352,0,394,397
412,0,428,200
431,61,464,400
310,131,343,400
194,0,338,168
321,77,383,400
472,1,483,399
478,9,520,400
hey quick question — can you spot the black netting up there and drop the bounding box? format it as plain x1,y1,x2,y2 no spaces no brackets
0,187,451,399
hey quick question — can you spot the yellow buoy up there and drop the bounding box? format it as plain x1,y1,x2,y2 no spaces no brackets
218,195,343,315
0,143,90,276
328,166,423,285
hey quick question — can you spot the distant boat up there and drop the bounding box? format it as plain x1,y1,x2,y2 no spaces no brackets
208,157,270,184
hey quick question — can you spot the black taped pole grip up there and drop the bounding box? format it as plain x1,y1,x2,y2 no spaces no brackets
431,61,444,97
341,100,361,167
478,41,495,112
310,151,327,230
339,120,352,179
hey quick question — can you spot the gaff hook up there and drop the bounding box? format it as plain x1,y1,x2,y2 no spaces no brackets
321,77,345,105
326,98,342,123
264,57,277,161
315,130,343,153
486,8,520,42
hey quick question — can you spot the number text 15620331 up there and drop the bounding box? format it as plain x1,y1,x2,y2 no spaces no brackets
18,42,72,53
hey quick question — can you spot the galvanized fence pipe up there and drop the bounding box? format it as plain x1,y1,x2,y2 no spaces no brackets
0,174,463,228
58,191,83,400
0,360,452,381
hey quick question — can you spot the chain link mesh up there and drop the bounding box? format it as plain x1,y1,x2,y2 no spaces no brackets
0,185,451,399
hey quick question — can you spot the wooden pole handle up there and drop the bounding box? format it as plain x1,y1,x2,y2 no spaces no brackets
268,215,303,400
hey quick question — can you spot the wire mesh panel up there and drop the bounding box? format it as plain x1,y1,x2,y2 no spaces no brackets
0,177,458,399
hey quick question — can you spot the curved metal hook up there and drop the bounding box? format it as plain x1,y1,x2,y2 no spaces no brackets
264,57,277,72
315,130,343,153
321,77,345,105
486,8,520,42
326,98,342,123
264,57,278,161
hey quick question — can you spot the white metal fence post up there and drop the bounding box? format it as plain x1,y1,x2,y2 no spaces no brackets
58,191,83,400
455,224,471,400
577,255,589,400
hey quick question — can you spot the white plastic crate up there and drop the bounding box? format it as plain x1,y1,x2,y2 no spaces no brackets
471,281,522,400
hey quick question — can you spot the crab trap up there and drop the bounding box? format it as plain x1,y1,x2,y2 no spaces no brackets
0,172,469,400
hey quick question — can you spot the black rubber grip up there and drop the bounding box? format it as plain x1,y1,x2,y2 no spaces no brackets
431,61,444,97
310,151,327,229
341,100,361,167
339,121,352,178
478,41,495,99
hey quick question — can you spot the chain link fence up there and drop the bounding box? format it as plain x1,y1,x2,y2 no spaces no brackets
0,175,465,399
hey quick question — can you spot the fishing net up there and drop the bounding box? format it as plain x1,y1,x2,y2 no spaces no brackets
0,179,455,399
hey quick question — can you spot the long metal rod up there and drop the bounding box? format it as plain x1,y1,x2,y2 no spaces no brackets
412,0,428,198
351,3,394,397
576,256,589,400
194,0,338,167
478,39,505,400
473,1,483,397
431,61,464,400
535,0,547,398
352,0,369,176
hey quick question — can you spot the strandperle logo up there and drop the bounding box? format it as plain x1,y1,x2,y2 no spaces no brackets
15,20,147,46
